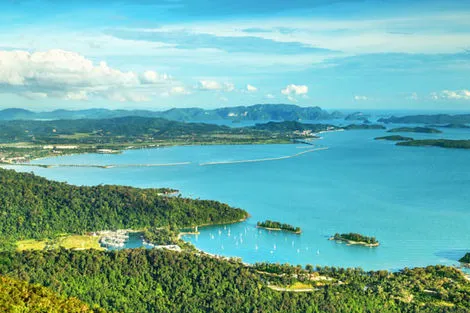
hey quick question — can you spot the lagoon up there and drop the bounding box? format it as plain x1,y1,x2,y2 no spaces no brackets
8,127,470,271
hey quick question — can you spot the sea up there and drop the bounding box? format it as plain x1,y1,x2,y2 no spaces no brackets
6,119,470,271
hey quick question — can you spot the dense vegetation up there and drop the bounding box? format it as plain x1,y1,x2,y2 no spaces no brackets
332,233,378,245
375,135,414,141
0,117,234,144
379,114,470,125
343,124,386,130
0,104,342,122
0,249,468,313
257,220,301,233
0,168,247,249
459,253,470,264
397,139,470,150
387,127,442,134
0,275,105,313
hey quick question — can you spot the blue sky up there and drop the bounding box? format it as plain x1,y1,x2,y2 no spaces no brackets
0,0,469,111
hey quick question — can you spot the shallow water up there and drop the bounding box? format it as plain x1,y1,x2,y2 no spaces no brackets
8,127,470,270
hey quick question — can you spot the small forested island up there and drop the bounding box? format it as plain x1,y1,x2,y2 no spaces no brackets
257,220,301,234
387,127,442,134
343,124,386,130
330,233,379,247
459,253,470,266
396,139,470,150
375,135,414,141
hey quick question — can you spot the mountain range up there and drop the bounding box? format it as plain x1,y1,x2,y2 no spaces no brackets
0,104,343,122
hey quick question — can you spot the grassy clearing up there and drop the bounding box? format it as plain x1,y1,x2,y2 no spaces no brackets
16,239,47,251
16,235,104,251
268,282,315,292
58,235,104,250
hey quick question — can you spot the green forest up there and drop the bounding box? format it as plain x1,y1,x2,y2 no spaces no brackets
257,220,301,233
0,168,468,312
0,249,469,313
0,168,247,249
0,275,106,313
333,233,378,245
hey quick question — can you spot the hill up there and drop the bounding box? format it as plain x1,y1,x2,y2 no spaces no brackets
0,275,106,312
0,168,247,248
0,104,343,122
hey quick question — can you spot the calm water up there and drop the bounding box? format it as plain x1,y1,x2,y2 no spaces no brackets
7,127,470,270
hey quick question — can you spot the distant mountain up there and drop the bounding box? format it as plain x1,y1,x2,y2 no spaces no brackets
0,104,343,122
344,112,370,122
378,114,470,125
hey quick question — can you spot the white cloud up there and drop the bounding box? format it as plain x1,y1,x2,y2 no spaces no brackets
128,13,470,54
224,82,235,92
170,86,191,95
354,95,369,101
265,93,275,99
0,49,172,102
198,80,235,92
198,80,222,90
407,92,419,100
431,89,470,100
246,84,258,92
140,70,170,84
281,84,308,96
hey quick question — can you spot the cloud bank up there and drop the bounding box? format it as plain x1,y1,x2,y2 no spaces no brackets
0,49,172,102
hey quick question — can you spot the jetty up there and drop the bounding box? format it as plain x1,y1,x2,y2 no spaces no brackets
199,147,328,166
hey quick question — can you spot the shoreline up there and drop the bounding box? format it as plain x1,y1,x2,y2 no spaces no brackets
0,140,304,167
178,215,251,240
329,237,380,247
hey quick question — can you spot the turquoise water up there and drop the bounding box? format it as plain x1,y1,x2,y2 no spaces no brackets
7,127,470,271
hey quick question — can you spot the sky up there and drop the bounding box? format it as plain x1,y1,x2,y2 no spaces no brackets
0,0,470,111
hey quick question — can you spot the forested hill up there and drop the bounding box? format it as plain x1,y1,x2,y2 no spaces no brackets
0,168,247,248
1,248,468,313
0,275,106,313
0,116,229,144
0,104,342,122
379,114,470,125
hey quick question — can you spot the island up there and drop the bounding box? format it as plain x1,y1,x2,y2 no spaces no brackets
375,135,414,141
396,139,470,150
378,113,470,125
343,124,386,130
330,233,379,247
257,220,301,234
428,123,470,129
387,127,442,134
459,253,470,267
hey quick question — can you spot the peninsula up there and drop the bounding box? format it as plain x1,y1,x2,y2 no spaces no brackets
459,253,470,266
387,127,442,134
330,233,379,247
396,139,470,150
375,135,414,141
257,220,301,234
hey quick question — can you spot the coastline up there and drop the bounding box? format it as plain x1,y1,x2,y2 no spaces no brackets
329,237,380,247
